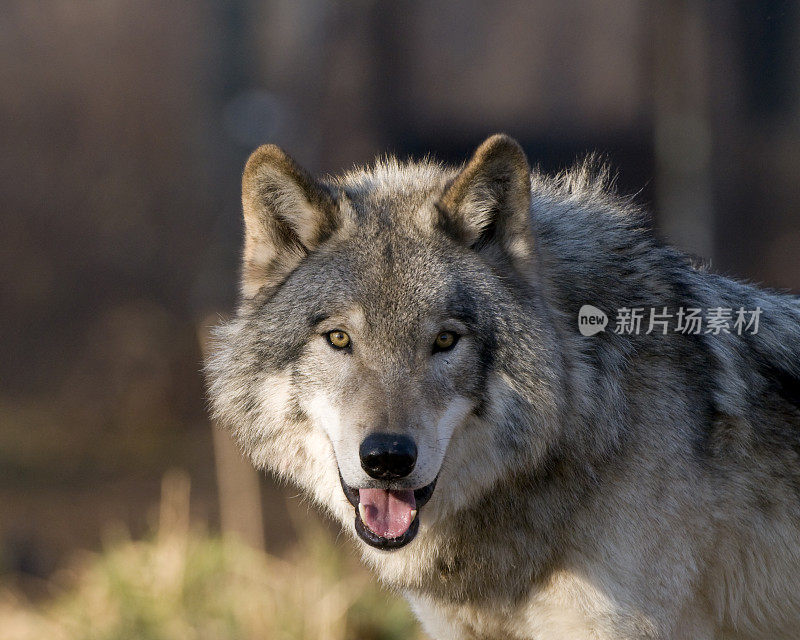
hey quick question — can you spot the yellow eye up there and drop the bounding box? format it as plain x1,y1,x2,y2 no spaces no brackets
326,329,351,349
434,331,457,352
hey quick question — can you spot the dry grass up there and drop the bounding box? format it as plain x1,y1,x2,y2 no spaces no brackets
0,471,424,640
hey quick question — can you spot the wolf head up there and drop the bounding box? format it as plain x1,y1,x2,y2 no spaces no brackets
206,135,562,553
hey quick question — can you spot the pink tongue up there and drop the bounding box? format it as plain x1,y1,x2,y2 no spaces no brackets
359,488,416,539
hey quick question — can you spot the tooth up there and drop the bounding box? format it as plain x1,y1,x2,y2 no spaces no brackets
358,503,367,522
410,509,417,521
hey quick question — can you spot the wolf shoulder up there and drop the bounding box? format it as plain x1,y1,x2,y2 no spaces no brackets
528,167,800,421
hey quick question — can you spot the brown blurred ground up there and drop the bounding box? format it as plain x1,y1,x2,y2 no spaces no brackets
1,0,798,583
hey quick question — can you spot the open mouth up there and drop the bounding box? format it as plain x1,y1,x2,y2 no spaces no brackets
339,474,437,550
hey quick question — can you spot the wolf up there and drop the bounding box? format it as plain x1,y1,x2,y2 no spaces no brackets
205,134,800,639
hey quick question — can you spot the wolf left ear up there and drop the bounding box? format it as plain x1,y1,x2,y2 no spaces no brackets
437,134,533,264
240,144,340,298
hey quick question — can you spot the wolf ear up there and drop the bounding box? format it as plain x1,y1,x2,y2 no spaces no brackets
240,144,340,298
437,134,533,264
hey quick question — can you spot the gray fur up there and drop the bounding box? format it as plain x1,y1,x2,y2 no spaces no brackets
206,135,800,639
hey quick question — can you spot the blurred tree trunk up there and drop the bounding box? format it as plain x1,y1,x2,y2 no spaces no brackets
651,0,714,261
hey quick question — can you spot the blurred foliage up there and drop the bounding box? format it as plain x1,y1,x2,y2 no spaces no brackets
0,472,424,640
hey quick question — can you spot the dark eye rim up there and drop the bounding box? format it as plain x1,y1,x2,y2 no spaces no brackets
325,329,352,351
432,331,459,354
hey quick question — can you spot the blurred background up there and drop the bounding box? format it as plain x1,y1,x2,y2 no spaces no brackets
1,1,799,638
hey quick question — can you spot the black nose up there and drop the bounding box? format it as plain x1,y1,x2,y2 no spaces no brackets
359,433,417,480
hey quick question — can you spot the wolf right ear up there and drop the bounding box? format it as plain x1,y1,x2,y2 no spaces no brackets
437,134,533,265
240,145,340,298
